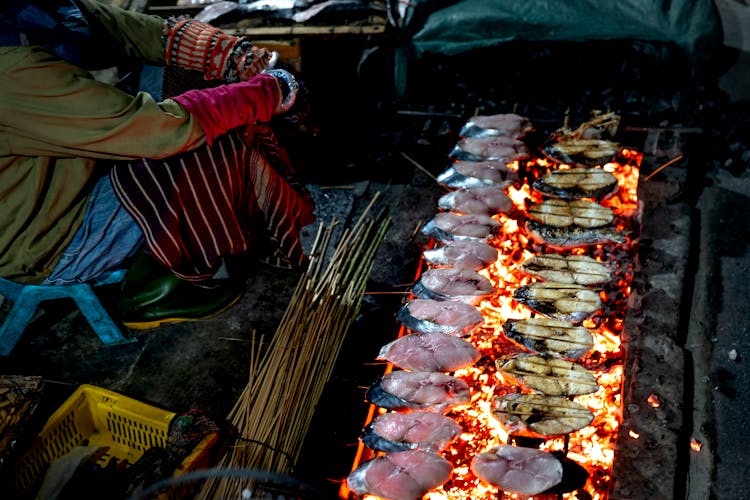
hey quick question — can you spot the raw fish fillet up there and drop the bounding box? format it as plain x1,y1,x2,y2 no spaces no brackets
378,331,481,372
423,240,499,271
471,444,563,496
398,299,484,336
450,136,530,162
347,450,452,500
360,411,462,453
437,161,520,189
366,370,472,412
422,212,501,242
438,186,513,216
460,113,534,139
412,267,494,305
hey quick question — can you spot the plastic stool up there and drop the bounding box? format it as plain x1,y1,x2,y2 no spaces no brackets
0,269,136,356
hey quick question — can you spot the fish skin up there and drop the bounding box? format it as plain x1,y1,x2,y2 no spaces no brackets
423,240,499,271
422,212,501,242
412,268,494,305
496,354,599,396
526,220,628,249
502,317,594,359
397,299,484,336
513,281,602,323
367,371,472,412
491,393,594,437
437,162,519,189
360,411,462,453
532,167,619,199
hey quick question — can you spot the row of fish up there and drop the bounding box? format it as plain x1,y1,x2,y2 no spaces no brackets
347,112,628,499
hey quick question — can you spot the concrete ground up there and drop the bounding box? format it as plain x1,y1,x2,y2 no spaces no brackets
0,30,749,500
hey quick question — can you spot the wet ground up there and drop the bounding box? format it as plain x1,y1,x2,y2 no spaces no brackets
1,35,749,500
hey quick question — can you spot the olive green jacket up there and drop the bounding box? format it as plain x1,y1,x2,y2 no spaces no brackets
0,0,205,283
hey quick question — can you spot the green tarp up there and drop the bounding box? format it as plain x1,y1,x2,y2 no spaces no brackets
404,0,722,57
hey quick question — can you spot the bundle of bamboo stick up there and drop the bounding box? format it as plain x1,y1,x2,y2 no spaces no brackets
197,195,391,498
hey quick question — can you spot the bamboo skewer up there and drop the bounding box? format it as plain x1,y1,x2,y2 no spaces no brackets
196,195,391,498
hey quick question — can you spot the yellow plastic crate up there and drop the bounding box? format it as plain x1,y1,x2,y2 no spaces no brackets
13,384,184,497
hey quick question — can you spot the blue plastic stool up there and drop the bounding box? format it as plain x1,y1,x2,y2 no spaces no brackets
0,269,136,356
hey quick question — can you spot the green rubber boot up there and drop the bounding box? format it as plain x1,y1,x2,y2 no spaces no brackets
117,250,243,330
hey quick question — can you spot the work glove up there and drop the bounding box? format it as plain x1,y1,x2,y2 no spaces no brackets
163,17,278,82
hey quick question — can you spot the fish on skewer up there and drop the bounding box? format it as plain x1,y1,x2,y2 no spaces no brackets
459,113,535,139
520,253,612,286
422,212,501,242
412,268,494,305
450,136,530,162
502,317,594,359
438,186,513,216
397,299,484,336
366,370,472,413
543,138,620,167
377,332,481,373
437,160,520,189
513,282,602,323
347,449,452,500
532,167,619,200
492,393,594,437
525,219,628,249
471,445,564,496
496,354,599,396
527,199,614,228
360,411,462,453
423,240,499,271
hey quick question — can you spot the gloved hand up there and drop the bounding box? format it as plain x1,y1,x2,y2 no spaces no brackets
163,17,278,82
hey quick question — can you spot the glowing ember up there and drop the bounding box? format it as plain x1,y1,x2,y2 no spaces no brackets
628,430,640,439
344,148,642,500
648,394,661,408
690,438,703,452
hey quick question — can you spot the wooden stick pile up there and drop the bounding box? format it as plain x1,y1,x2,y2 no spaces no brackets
197,195,391,498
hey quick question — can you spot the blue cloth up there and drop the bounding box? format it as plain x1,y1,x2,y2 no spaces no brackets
43,176,143,286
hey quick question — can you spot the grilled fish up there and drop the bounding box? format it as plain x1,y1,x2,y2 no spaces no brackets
437,160,520,189
544,139,619,166
422,212,501,242
492,393,594,437
398,299,484,336
459,113,534,139
471,445,563,496
496,354,599,396
527,199,613,228
423,240,499,271
520,253,612,286
532,167,618,200
438,186,513,216
526,220,628,249
513,282,601,323
502,317,594,359
413,267,494,305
